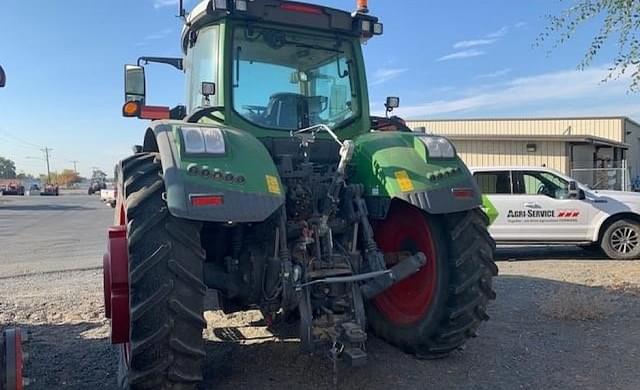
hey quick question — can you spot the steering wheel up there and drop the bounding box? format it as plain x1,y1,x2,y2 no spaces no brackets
185,106,225,123
537,185,551,196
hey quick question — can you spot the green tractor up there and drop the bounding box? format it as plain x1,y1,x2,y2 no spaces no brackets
102,1,497,388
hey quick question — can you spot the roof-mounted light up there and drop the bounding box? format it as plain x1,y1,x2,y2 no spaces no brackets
373,22,383,35
234,0,247,11
213,0,227,10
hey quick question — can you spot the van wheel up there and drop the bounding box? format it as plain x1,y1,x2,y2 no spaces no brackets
600,219,640,260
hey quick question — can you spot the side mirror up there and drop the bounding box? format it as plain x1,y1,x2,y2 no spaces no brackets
124,65,146,104
0,66,6,88
568,181,585,200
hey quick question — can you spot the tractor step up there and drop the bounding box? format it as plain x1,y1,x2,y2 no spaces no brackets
339,322,367,368
342,347,367,368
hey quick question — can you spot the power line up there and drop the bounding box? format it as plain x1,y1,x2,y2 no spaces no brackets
0,129,42,149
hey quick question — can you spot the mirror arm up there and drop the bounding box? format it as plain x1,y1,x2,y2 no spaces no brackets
137,57,183,71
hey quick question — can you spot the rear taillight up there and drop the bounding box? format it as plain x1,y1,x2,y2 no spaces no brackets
190,195,224,206
451,188,475,199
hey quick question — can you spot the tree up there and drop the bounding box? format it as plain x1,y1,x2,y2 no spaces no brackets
0,156,17,179
39,170,82,187
539,0,640,91
16,172,36,181
57,169,82,187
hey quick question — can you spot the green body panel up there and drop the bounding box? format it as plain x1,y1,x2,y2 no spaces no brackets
146,121,284,223
351,132,470,197
481,195,499,225
173,124,283,196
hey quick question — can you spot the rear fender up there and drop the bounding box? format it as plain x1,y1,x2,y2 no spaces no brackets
350,131,481,218
141,120,284,223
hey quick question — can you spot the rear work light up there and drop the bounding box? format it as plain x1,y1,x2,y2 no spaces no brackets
280,3,324,15
190,195,224,206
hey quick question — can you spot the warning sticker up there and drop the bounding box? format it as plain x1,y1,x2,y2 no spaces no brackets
395,170,414,192
266,175,281,195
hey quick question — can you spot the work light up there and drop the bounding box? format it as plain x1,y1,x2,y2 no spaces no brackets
235,0,247,11
213,0,227,10
419,136,456,159
373,23,384,35
181,127,226,155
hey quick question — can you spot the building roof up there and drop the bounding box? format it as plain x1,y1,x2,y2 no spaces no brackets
406,116,640,128
437,134,629,149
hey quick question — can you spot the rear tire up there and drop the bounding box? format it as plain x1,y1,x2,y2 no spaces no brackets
600,219,640,260
367,204,497,358
117,153,206,389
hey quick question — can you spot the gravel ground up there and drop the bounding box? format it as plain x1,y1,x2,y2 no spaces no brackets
1,195,640,389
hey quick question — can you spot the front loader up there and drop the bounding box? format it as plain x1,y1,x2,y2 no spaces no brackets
102,1,497,388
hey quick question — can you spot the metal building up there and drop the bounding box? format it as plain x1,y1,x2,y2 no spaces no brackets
406,117,640,191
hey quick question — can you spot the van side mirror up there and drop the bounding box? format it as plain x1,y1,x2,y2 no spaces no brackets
568,180,585,200
124,65,146,104
0,66,6,88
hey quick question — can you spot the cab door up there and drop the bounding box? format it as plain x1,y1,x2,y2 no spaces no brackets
510,170,592,241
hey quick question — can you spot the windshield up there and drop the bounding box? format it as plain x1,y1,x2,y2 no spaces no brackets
232,26,359,131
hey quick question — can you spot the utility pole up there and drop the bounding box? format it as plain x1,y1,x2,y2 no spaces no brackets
69,160,79,173
41,147,52,184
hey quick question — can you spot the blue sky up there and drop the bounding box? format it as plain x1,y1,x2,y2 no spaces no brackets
0,0,638,177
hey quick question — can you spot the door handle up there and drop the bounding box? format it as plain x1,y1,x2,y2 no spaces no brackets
524,202,541,208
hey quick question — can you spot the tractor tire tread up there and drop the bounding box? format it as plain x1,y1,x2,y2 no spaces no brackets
367,208,497,359
117,152,205,390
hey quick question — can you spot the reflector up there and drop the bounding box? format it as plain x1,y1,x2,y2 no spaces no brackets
122,101,141,117
191,195,224,206
451,188,475,199
280,3,323,15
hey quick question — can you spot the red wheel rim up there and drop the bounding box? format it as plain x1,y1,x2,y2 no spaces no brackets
373,202,438,326
116,201,131,365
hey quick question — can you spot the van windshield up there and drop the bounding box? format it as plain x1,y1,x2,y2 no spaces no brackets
232,26,359,131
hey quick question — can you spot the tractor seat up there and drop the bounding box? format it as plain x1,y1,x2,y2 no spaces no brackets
264,93,304,129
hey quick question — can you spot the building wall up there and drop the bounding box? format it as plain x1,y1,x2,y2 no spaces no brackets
624,119,640,180
407,118,625,143
453,140,569,174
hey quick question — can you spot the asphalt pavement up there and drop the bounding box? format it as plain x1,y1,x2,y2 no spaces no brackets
0,194,112,278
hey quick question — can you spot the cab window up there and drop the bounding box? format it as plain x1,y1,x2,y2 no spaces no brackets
514,171,570,199
474,171,512,194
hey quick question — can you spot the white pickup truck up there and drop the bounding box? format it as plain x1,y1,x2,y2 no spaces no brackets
471,166,640,260
100,188,116,208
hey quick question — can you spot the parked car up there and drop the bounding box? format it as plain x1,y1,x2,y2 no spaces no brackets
0,182,25,196
471,166,640,260
100,188,116,208
41,184,59,196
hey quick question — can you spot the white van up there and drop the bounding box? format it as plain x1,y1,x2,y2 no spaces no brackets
471,166,640,260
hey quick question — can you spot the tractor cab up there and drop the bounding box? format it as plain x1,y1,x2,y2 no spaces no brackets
123,0,382,140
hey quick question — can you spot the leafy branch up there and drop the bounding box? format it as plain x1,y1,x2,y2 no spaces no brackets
537,0,640,91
